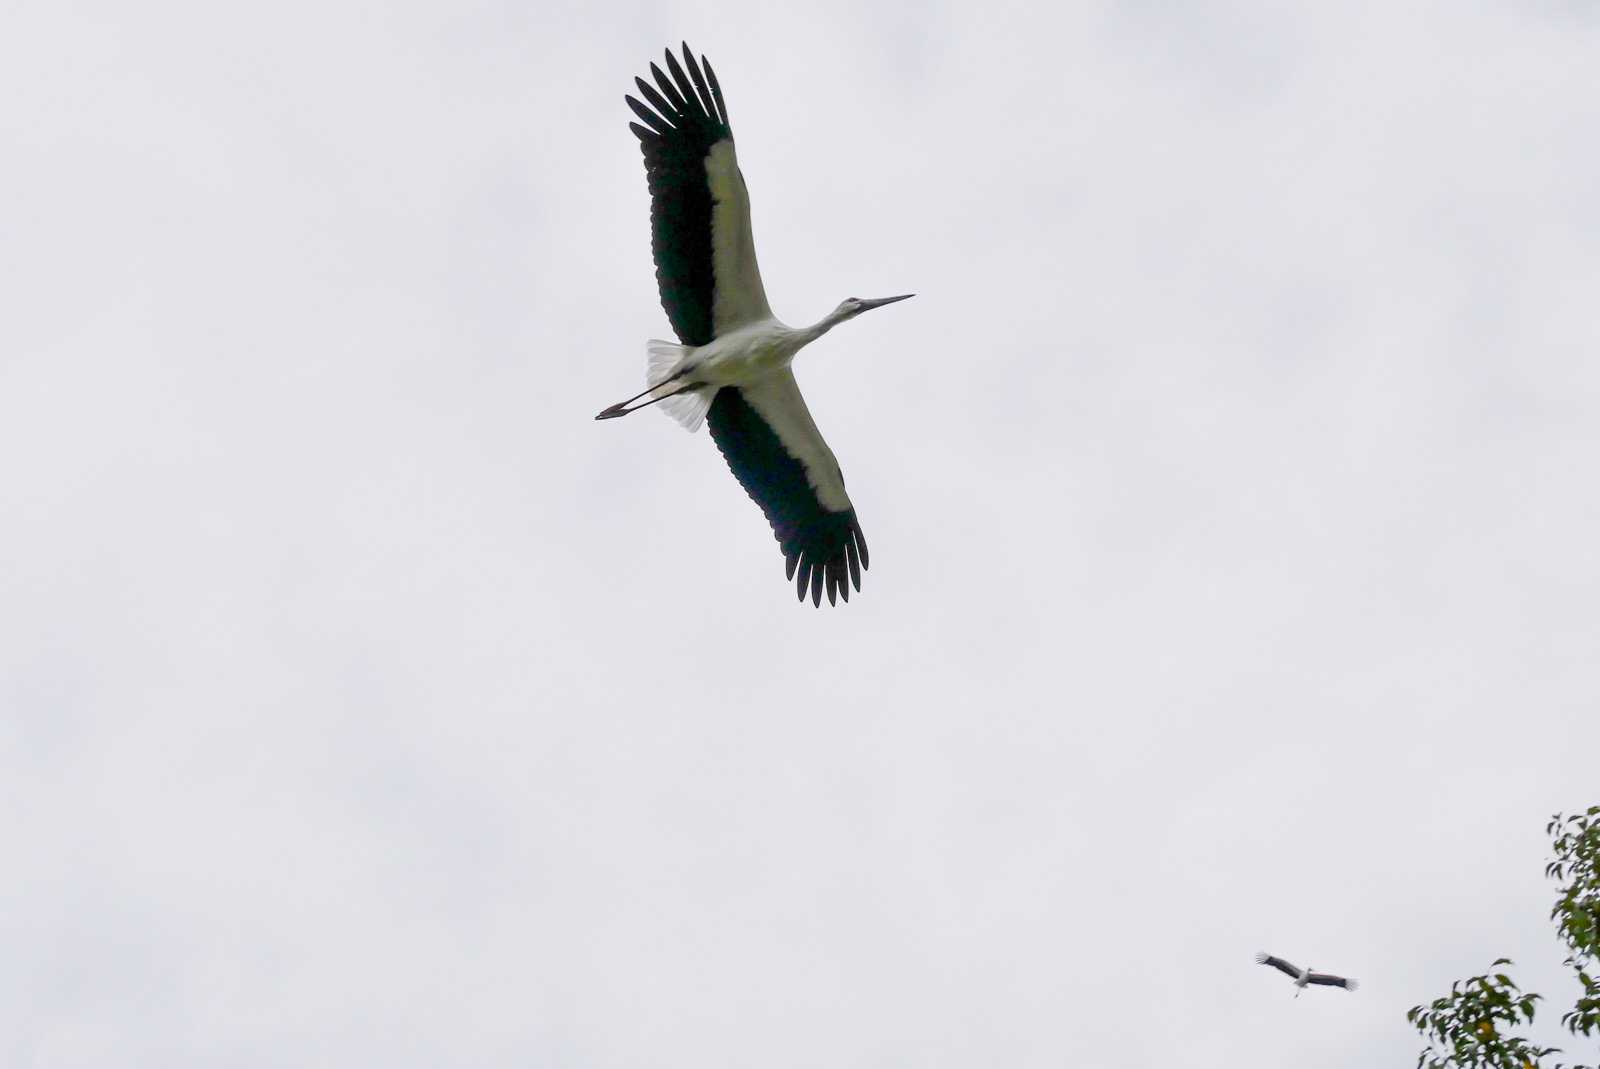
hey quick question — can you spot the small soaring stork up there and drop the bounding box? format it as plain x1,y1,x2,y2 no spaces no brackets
1255,953,1359,996
596,44,913,606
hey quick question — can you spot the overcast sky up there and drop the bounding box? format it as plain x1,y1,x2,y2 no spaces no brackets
4,1,1599,1065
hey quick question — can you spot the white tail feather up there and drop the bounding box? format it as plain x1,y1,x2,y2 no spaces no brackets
647,339,690,383
645,340,712,432
660,386,714,432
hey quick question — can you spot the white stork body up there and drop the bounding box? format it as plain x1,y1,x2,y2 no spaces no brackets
595,44,912,606
1255,953,1359,996
670,318,827,389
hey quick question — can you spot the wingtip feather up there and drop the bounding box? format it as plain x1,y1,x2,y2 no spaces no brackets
703,56,728,126
649,61,687,113
662,49,699,118
626,95,672,135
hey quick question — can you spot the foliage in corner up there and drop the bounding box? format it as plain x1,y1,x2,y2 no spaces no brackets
1548,808,1600,1043
1407,806,1600,1069
1406,960,1553,1068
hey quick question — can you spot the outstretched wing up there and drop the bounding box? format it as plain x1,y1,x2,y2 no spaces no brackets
706,372,867,607
626,44,772,348
1256,953,1302,979
1306,972,1357,990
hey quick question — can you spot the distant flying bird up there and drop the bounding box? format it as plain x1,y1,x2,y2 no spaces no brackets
595,44,913,607
1256,953,1359,996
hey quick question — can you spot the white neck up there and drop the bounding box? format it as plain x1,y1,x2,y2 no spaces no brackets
797,307,853,345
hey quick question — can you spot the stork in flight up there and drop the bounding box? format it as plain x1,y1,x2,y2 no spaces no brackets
595,44,913,606
1255,953,1359,996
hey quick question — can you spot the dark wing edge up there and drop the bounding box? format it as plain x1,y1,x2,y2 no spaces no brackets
1306,973,1357,990
1255,953,1301,978
625,44,733,348
706,388,868,607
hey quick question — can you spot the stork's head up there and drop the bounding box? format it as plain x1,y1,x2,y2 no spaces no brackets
832,293,915,323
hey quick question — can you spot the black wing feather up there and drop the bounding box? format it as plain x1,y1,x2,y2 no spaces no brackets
707,388,867,607
649,61,689,115
1306,973,1356,989
661,49,699,115
628,44,732,347
625,95,674,136
680,45,718,119
703,59,729,126
1256,954,1301,978
632,77,679,127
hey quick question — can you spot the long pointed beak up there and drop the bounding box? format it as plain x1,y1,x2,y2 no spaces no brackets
858,293,915,311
